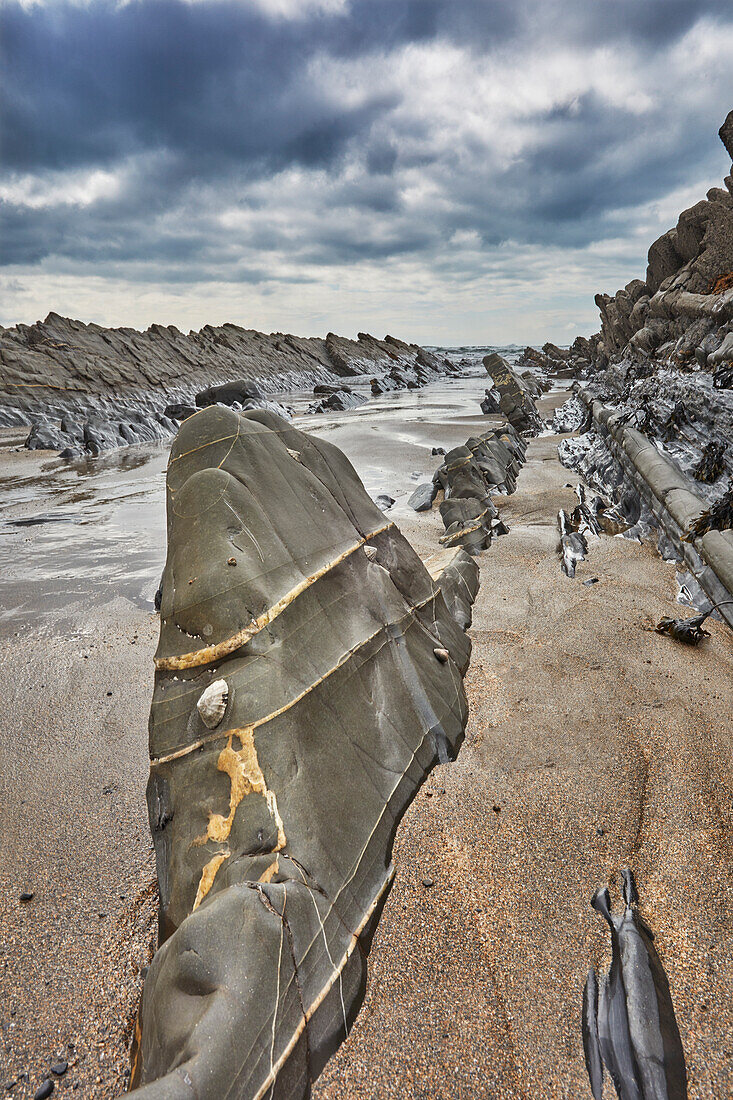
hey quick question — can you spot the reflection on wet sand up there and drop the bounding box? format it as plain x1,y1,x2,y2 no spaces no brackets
0,361,500,632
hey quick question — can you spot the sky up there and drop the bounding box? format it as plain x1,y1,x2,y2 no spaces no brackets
1,0,732,346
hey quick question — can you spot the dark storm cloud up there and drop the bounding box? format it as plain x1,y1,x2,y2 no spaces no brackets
1,0,732,285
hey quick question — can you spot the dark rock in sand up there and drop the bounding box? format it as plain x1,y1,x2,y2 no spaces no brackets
408,482,438,512
482,353,544,434
195,380,265,407
163,403,197,422
309,388,368,414
432,446,446,456
374,493,395,511
558,509,588,578
426,427,527,554
583,869,687,1100
131,406,478,1099
313,383,353,395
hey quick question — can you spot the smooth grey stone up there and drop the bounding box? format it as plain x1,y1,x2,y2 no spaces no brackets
132,407,479,1099
408,482,437,511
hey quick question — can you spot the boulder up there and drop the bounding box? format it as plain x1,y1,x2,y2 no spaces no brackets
132,407,478,1098
408,482,438,512
164,403,198,421
195,380,265,408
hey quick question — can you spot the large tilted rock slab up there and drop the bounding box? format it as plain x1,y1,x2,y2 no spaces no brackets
482,353,543,434
130,407,478,1098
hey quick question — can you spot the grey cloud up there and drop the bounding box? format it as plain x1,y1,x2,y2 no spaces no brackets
1,0,732,304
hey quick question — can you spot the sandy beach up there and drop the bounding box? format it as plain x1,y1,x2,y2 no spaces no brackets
1,371,732,1098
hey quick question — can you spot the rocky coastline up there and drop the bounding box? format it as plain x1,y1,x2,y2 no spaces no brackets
515,112,733,631
0,313,456,457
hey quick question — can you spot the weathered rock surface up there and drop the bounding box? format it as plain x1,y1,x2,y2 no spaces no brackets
416,426,527,553
482,353,544,434
545,112,733,619
308,386,368,414
0,313,446,457
583,869,687,1100
558,395,733,630
131,406,479,1098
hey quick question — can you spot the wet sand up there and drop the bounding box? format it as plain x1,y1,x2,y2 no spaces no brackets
315,395,733,1099
2,376,732,1097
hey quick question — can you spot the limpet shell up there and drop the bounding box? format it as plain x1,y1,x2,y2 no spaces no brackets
197,678,229,729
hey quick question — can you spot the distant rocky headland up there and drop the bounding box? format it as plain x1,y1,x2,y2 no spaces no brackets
0,313,454,456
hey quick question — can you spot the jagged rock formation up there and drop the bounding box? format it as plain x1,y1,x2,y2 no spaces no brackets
0,312,449,456
546,112,733,610
131,406,479,1098
558,395,733,630
482,353,545,433
521,109,730,429
410,425,527,553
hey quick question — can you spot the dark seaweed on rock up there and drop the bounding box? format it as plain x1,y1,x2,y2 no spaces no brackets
655,612,712,645
131,406,478,1099
583,869,687,1100
681,485,733,541
692,441,727,483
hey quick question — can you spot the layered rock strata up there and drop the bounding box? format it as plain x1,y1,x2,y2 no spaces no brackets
482,353,545,433
524,113,733,503
0,312,449,456
130,407,479,1098
410,425,527,553
558,395,733,630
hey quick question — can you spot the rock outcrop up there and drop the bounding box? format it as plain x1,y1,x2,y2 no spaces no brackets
482,353,544,434
546,112,733,580
412,425,527,553
131,406,479,1098
0,312,450,457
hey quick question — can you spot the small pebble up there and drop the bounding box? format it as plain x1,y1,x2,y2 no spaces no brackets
492,805,501,813
20,891,34,902
50,1063,67,1077
33,1082,54,1100
106,691,113,697
583,577,600,586
422,877,434,888
227,557,237,566
433,648,449,663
